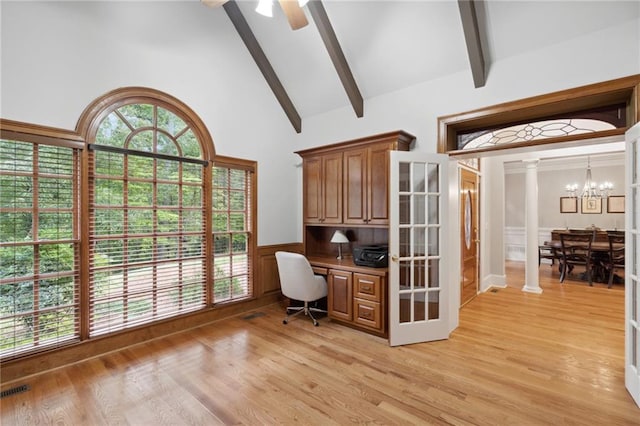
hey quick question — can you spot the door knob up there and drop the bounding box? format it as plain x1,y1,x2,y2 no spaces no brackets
391,255,399,262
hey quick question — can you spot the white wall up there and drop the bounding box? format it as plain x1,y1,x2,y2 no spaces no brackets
1,1,639,258
0,1,302,246
505,156,626,230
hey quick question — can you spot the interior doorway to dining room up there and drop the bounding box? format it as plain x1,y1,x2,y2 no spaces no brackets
502,147,626,289
439,76,639,407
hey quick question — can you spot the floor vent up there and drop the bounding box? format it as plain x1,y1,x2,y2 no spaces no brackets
1,384,30,399
490,289,499,293
242,312,265,320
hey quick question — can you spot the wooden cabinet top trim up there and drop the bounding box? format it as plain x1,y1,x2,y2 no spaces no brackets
295,130,415,157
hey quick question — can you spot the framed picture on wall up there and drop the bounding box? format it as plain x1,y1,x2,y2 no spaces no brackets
560,197,578,213
581,197,602,214
607,195,625,213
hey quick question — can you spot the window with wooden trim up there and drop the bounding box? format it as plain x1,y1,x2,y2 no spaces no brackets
0,88,258,362
88,104,207,336
212,160,254,303
0,139,80,358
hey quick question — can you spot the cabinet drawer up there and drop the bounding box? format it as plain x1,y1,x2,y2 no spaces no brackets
353,299,382,330
354,273,381,302
312,266,328,276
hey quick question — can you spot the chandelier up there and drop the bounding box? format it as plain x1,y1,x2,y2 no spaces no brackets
565,157,613,199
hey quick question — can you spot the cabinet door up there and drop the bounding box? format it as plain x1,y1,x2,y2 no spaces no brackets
368,142,392,225
327,269,352,321
303,156,323,224
322,152,343,224
343,148,367,224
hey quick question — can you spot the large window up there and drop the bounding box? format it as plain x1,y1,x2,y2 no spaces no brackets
88,104,208,336
0,88,257,360
0,139,80,358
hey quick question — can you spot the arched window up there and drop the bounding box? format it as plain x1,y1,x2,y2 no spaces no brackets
0,88,255,360
88,101,209,335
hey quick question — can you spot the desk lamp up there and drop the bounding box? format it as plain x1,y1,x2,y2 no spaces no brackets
330,230,349,260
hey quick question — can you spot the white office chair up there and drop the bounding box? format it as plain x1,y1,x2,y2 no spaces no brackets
275,251,328,326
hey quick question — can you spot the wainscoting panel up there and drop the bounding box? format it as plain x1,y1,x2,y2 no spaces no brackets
256,243,303,295
505,227,554,262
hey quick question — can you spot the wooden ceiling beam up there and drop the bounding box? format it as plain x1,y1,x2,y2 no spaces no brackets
458,0,487,88
223,0,302,133
308,0,364,118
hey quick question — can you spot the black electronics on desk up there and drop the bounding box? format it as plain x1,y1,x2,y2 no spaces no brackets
353,245,388,268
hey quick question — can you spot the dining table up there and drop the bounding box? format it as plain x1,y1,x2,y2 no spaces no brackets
542,239,624,284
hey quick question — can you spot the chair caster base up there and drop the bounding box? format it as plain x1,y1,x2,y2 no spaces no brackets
283,319,288,325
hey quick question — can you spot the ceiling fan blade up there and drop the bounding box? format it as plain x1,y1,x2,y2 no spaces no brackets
278,0,309,30
201,0,229,8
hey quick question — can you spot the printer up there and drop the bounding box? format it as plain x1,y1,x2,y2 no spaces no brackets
352,245,388,268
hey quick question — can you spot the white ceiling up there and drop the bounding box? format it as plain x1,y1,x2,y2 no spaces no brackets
221,0,639,118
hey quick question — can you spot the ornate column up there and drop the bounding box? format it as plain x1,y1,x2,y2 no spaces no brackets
522,159,542,294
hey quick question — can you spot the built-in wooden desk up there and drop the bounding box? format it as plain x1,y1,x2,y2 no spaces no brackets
308,256,388,337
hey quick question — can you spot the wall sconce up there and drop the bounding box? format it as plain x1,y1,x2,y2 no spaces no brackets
330,230,349,260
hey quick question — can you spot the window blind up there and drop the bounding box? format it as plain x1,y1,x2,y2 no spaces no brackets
0,139,80,359
212,166,253,303
88,149,207,336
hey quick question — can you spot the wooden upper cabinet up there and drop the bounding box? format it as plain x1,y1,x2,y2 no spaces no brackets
343,148,367,224
322,152,343,224
344,141,395,225
303,156,323,223
297,131,415,227
303,152,342,224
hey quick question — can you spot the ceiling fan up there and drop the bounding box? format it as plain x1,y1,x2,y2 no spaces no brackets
202,0,309,30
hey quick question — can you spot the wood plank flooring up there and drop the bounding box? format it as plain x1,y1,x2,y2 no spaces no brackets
1,261,638,425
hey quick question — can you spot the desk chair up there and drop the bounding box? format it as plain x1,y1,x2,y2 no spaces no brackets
602,231,625,288
559,230,595,285
275,251,328,326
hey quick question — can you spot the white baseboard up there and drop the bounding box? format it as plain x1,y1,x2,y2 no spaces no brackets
481,274,506,292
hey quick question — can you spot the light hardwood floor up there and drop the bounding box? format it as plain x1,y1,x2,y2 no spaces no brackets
1,261,638,425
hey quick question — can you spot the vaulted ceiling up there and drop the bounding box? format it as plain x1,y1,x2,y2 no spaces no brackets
205,0,639,132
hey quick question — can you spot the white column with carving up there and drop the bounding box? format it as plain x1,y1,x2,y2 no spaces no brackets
522,159,542,294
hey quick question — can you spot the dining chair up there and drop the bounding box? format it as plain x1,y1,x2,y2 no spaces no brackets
538,244,557,267
602,231,625,288
275,251,328,326
558,230,596,285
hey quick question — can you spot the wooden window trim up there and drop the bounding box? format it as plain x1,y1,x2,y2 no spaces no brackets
438,74,640,155
1,119,84,149
211,156,257,304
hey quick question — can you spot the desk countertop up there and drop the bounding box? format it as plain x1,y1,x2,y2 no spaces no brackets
307,256,388,276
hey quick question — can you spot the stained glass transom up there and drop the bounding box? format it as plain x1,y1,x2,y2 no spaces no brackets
462,119,615,150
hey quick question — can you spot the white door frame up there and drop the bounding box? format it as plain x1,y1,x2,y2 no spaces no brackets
625,123,640,407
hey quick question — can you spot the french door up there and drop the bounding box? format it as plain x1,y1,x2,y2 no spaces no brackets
625,123,640,407
389,151,450,346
